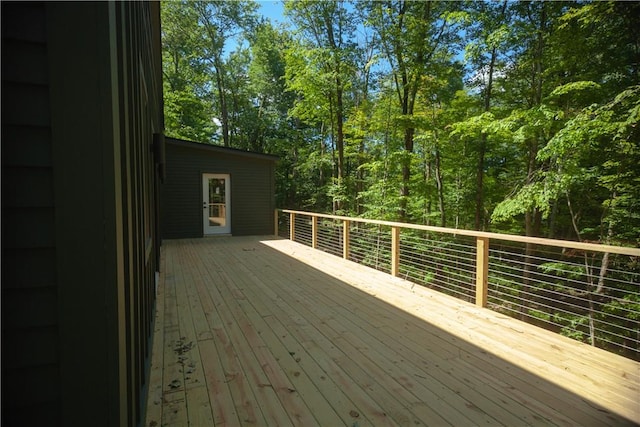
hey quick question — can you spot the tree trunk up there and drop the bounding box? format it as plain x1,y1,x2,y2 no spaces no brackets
400,127,414,221
587,210,614,347
357,139,365,215
475,0,507,230
213,57,230,147
588,292,596,346
435,147,445,227
322,9,345,211
520,0,545,313
335,82,344,183
475,133,487,230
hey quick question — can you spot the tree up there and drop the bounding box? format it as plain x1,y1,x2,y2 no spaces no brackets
462,0,509,230
162,0,638,239
192,0,258,147
363,0,462,221
284,0,358,212
490,1,640,240
246,22,293,152
161,1,216,142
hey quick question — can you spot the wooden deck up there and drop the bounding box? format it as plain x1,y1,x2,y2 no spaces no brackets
144,236,640,427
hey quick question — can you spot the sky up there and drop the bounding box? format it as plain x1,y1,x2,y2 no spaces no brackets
257,0,286,24
223,1,286,56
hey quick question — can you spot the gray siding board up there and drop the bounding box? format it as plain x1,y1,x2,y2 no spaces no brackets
232,161,274,235
3,364,60,407
2,38,48,85
1,2,47,43
2,248,56,289
1,3,59,424
2,327,59,368
1,125,52,167
163,145,198,238
2,2,162,426
2,167,54,207
2,401,60,427
2,207,55,248
2,287,58,329
1,82,50,127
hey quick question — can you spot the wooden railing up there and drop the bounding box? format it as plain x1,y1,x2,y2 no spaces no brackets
275,209,640,360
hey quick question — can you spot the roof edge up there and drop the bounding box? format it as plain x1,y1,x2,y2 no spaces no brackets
166,137,279,161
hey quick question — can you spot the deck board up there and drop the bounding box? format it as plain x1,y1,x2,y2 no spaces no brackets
145,236,640,427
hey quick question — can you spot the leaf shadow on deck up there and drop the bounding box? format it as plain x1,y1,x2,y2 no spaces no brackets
146,236,640,427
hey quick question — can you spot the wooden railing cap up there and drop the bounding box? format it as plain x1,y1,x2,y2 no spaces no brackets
278,209,640,257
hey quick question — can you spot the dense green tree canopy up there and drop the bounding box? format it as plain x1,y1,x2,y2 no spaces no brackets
161,0,639,247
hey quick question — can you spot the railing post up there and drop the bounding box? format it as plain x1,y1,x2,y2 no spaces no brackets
343,220,350,260
391,226,400,277
274,209,279,237
290,212,295,241
312,216,318,249
476,236,489,308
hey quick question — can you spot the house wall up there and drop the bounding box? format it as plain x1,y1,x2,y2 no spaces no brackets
1,3,59,423
1,2,163,426
162,139,277,238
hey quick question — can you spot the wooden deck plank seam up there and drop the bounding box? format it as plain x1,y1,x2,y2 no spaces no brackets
200,241,378,427
240,240,574,426
262,241,638,424
274,240,640,401
145,237,640,427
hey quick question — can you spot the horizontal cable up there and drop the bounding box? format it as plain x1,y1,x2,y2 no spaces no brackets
280,211,640,359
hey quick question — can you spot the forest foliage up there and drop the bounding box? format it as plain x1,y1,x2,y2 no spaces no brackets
161,0,640,358
161,0,640,247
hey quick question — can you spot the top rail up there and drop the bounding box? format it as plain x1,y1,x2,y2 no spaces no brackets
279,209,640,257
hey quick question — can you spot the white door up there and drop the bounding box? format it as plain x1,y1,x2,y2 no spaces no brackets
202,173,231,235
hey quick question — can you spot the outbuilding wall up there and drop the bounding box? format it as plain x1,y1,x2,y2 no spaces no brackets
162,138,277,238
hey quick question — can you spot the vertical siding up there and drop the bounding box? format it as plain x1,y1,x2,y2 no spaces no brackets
231,156,276,235
115,4,162,424
162,143,201,238
1,2,61,425
162,140,277,239
2,2,163,426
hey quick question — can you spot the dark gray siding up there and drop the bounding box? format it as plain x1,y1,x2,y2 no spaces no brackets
1,3,60,424
2,2,163,426
163,139,276,238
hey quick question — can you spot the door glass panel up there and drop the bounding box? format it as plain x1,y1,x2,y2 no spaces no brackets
203,173,230,235
208,178,226,227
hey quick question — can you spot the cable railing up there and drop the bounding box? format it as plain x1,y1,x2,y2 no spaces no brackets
276,209,640,361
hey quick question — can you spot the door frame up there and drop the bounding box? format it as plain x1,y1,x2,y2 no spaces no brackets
202,173,231,235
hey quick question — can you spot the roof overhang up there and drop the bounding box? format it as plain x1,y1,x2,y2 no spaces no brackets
166,137,279,162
